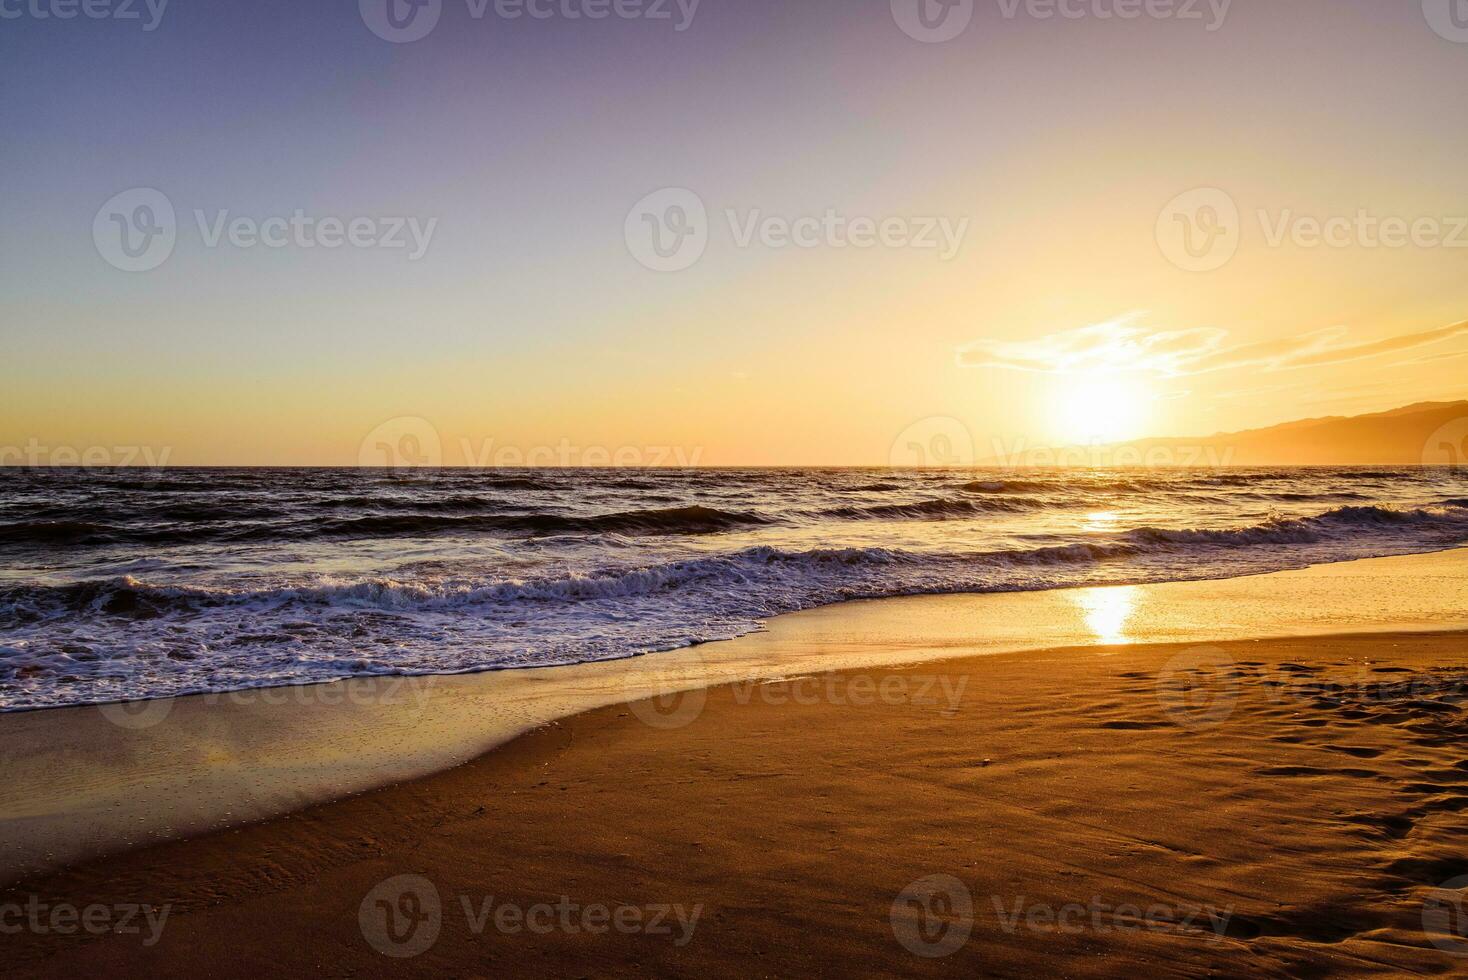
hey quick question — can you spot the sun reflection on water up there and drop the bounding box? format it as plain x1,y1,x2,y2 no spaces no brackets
1081,510,1121,533
1074,585,1138,645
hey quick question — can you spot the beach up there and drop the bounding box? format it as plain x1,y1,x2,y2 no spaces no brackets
5,550,1468,975
12,0,1468,973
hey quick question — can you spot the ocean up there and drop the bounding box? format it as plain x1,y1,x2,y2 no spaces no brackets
2,466,1466,711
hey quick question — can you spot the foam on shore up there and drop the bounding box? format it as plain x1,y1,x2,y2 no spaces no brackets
1,547,1466,884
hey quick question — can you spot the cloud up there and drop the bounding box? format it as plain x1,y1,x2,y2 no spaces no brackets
958,317,1468,377
1388,347,1468,368
956,315,1228,375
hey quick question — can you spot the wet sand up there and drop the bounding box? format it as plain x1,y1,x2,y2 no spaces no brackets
6,636,1468,972
5,548,1468,884
4,551,1468,975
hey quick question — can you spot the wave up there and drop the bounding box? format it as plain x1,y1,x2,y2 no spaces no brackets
7,492,1468,712
315,494,540,513
1325,470,1416,481
0,520,118,545
957,472,1429,497
465,477,550,491
1189,473,1286,487
960,480,1032,493
962,474,1213,494
1243,491,1371,503
6,466,1468,711
601,478,665,490
0,504,769,548
13,504,1465,623
0,546,911,621
823,497,1040,520
304,505,767,539
1124,504,1466,549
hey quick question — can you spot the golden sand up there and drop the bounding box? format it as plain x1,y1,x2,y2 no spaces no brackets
4,549,1466,882
4,552,1468,975
6,630,1468,976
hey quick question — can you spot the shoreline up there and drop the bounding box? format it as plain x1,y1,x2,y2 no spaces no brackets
3,548,1468,885
8,501,1468,716
7,627,1468,975
9,540,1468,720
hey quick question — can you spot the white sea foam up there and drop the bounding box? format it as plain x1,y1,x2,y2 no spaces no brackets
1,469,1466,709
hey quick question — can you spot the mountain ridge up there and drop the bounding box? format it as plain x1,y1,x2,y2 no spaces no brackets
988,399,1468,467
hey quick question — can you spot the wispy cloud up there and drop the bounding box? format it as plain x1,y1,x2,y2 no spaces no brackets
958,317,1468,377
1389,347,1468,368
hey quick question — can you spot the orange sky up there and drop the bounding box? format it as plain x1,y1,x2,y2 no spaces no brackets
4,0,1467,465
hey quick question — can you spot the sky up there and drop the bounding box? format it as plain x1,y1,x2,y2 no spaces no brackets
2,0,1467,465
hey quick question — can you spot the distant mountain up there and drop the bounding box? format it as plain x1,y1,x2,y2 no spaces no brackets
995,401,1468,467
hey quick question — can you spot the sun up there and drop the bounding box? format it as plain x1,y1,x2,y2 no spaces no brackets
1052,376,1152,445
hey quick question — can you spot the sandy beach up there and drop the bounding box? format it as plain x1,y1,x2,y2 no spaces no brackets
5,551,1468,976
5,548,1468,881
12,0,1468,973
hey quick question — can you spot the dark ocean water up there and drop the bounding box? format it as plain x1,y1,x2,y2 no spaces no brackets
2,466,1467,710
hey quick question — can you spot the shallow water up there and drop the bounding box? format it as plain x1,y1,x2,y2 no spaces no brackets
2,466,1466,709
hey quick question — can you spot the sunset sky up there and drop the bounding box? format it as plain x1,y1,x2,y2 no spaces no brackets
3,0,1467,465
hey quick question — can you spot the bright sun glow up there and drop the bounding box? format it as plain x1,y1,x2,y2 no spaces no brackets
1074,585,1139,645
1053,377,1152,445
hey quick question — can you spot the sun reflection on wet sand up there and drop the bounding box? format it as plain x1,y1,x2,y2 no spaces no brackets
1073,585,1139,644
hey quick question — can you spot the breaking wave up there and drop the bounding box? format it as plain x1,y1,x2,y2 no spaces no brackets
3,468,1468,710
